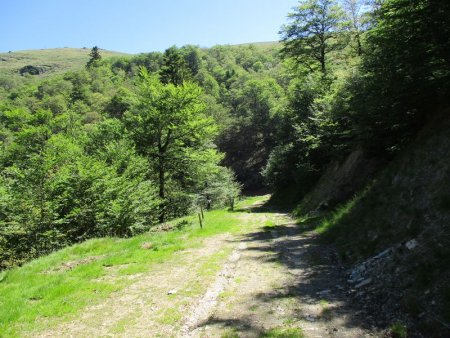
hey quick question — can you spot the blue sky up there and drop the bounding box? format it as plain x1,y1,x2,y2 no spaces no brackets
1,0,299,54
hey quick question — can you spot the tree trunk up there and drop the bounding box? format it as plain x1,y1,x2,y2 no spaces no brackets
355,32,362,56
320,45,326,74
158,153,165,223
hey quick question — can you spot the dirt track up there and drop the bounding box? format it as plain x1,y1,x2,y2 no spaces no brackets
36,203,379,337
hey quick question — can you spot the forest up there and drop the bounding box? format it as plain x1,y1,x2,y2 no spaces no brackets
1,0,449,269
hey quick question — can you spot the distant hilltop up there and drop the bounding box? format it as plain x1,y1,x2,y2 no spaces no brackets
0,47,130,77
0,42,280,78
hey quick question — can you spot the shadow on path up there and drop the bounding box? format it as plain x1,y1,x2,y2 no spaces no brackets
196,200,384,337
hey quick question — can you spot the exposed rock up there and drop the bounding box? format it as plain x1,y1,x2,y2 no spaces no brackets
348,247,395,284
150,222,175,232
141,242,153,250
50,256,101,272
299,148,382,213
304,314,317,322
19,64,50,75
333,113,450,336
355,278,372,288
405,239,418,250
228,252,241,262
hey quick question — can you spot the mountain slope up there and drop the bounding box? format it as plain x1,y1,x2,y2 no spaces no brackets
0,48,130,77
302,111,450,336
0,42,279,79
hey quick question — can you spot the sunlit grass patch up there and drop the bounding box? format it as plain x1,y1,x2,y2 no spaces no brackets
218,290,235,301
390,321,407,338
233,194,271,211
157,307,183,325
262,326,304,338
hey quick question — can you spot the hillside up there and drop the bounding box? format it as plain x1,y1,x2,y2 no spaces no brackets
232,41,281,49
290,111,450,336
0,48,130,77
0,42,279,79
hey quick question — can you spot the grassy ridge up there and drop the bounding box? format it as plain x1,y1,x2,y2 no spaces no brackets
0,43,279,78
0,196,266,337
0,48,130,77
231,41,281,49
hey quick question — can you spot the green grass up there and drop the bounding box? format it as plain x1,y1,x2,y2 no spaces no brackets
110,313,139,334
249,304,259,312
221,329,240,338
311,187,375,261
221,326,304,338
390,322,407,338
262,327,304,338
233,41,281,49
157,307,183,325
218,290,235,301
262,219,278,233
0,48,130,77
316,194,361,236
234,194,270,210
0,196,264,337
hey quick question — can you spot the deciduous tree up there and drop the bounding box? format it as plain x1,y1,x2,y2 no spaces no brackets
126,68,217,222
280,0,346,74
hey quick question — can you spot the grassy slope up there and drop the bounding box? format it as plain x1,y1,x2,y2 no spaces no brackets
0,196,266,337
232,41,281,49
0,48,130,77
0,42,279,78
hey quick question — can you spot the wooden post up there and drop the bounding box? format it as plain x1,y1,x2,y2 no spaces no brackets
229,197,234,211
198,213,203,229
200,205,204,220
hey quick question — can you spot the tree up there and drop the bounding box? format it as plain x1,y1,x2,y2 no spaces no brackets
86,46,102,68
125,68,217,222
218,78,284,190
342,0,366,55
181,45,202,77
280,0,346,74
345,0,450,153
159,46,192,86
